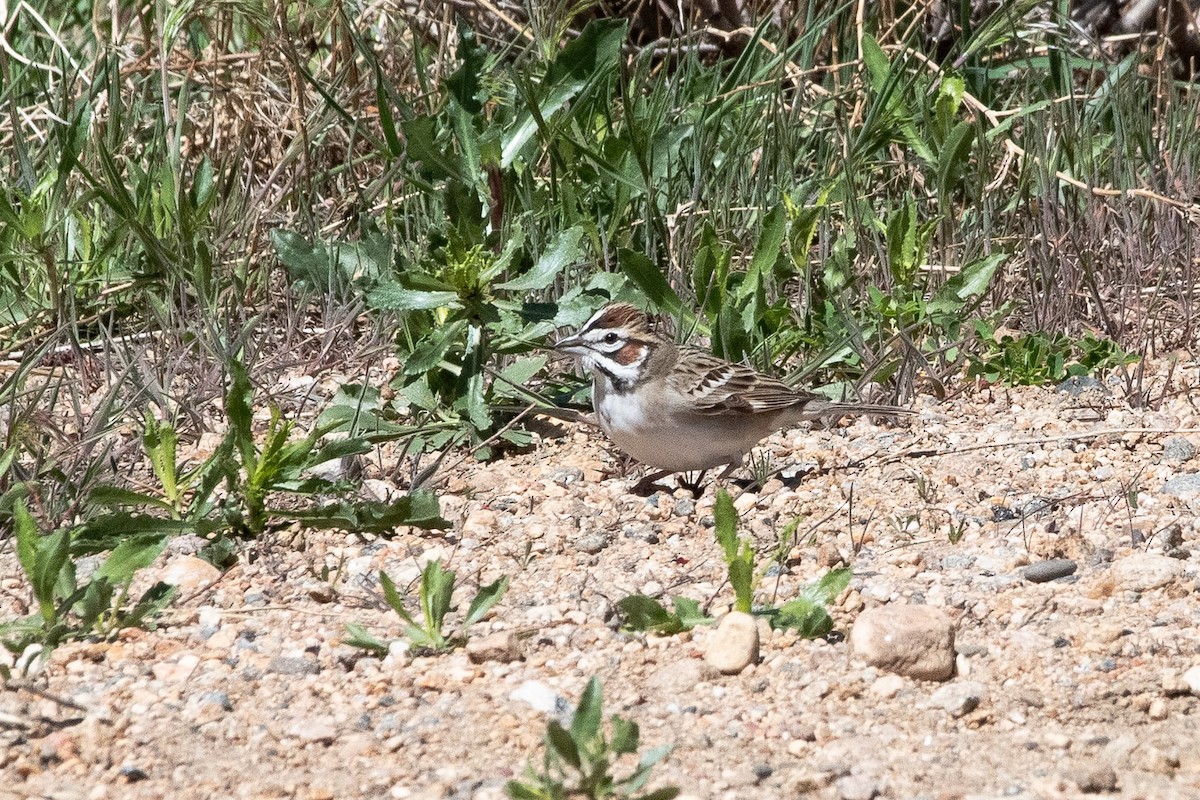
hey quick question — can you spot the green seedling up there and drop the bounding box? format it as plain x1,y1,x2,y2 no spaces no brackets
506,676,679,800
616,595,713,636
346,559,509,653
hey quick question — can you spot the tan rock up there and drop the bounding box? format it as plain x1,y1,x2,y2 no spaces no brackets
704,611,760,675
851,605,956,681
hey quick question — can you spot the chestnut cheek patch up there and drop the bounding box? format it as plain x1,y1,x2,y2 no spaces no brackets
614,342,645,366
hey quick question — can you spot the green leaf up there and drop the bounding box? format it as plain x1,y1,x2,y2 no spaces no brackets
446,22,487,114
420,560,455,636
503,780,545,800
88,485,176,514
728,559,754,614
286,494,450,533
618,249,682,315
928,253,1005,315
501,19,627,167
121,583,177,629
374,63,403,159
570,677,604,743
379,571,417,626
547,720,582,768
31,528,70,623
769,599,834,639
610,715,639,755
402,319,467,376
344,622,389,655
13,499,39,579
617,595,681,635
803,567,853,605
495,226,583,291
403,115,461,180
463,576,510,627
935,120,975,200
367,283,461,312
96,533,168,585
671,597,714,629
639,788,682,800
713,489,738,563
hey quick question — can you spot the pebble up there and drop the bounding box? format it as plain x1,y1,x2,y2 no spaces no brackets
287,715,337,744
647,659,720,695
930,681,988,717
1161,473,1200,495
1066,762,1118,793
850,605,956,681
572,533,610,554
1183,665,1200,696
151,654,200,682
1162,436,1197,463
868,674,906,699
703,611,760,675
267,655,321,676
465,632,522,664
158,555,222,590
1022,558,1077,583
1110,552,1184,591
835,774,880,800
510,681,564,714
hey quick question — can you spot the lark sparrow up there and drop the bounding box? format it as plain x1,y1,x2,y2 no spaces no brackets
553,303,913,478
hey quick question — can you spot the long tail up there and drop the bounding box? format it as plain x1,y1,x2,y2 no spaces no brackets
798,400,916,422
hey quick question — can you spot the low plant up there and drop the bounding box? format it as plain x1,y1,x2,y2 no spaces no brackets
80,360,448,554
345,559,509,654
967,322,1137,386
506,676,679,800
714,489,851,638
616,595,713,636
0,500,176,656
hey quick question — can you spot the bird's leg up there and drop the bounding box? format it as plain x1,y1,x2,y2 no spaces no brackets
630,469,674,496
676,470,708,497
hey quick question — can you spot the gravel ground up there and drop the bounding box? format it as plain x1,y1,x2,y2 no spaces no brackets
5,366,1200,800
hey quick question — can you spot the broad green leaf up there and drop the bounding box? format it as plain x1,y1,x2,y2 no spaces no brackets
96,533,169,585
671,597,714,629
570,677,604,742
495,226,584,291
88,485,176,514
617,595,680,635
610,715,639,755
13,499,39,579
403,319,468,376
617,249,682,315
420,560,456,633
547,720,582,768
935,121,975,200
31,528,70,622
121,583,177,629
367,283,461,312
463,576,509,627
402,115,460,180
802,567,853,604
728,560,754,614
928,253,1005,315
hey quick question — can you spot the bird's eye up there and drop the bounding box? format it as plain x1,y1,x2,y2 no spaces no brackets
603,333,619,344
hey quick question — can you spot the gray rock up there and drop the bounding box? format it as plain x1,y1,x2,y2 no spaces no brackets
851,605,956,681
267,656,321,676
704,611,760,675
835,774,880,800
572,533,610,554
286,715,337,744
196,691,233,711
1110,552,1184,591
1057,375,1108,397
1163,436,1198,463
1161,473,1200,495
1067,761,1118,793
1023,559,1078,583
930,681,988,717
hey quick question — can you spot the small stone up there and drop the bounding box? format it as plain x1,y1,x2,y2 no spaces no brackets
1110,553,1184,591
1057,375,1108,397
152,653,200,682
703,611,760,675
1067,762,1118,793
510,681,564,714
267,655,321,676
869,674,906,699
1163,437,1198,463
851,605,956,681
1161,473,1200,495
930,681,988,717
462,508,498,538
159,555,222,591
1182,665,1200,696
573,533,610,554
287,716,337,744
465,632,522,664
1148,698,1168,720
647,659,720,695
674,498,695,517
1023,558,1077,583
835,774,879,800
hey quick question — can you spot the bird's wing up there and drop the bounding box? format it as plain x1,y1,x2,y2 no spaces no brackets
667,349,815,416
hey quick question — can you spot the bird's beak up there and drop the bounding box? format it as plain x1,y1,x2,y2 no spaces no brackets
552,334,587,356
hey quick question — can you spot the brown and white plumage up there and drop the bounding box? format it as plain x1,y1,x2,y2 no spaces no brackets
554,303,912,475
